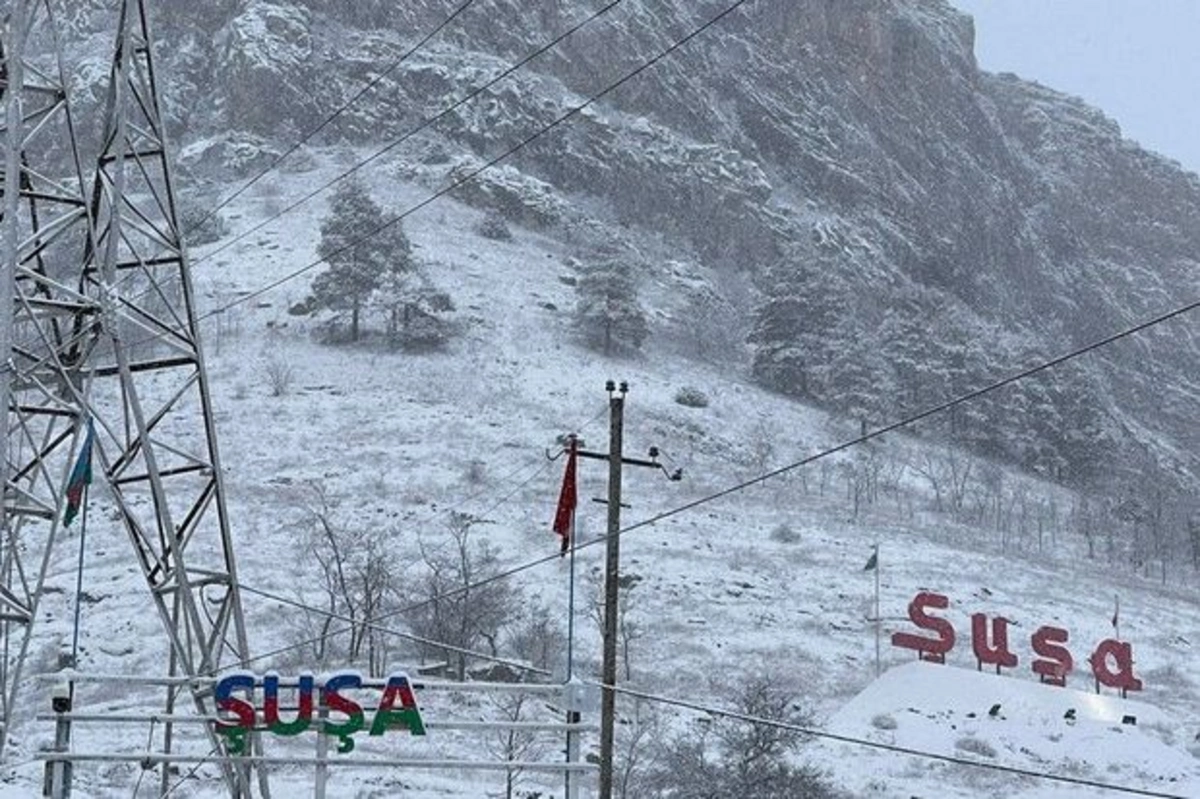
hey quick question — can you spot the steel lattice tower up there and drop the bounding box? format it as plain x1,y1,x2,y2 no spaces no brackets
3,1,264,795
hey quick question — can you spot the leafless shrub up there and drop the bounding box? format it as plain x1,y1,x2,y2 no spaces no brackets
263,353,294,397
639,674,839,798
506,603,566,677
871,713,898,731
770,524,800,544
954,736,996,758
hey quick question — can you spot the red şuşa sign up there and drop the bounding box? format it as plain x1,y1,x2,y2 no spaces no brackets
891,591,1143,693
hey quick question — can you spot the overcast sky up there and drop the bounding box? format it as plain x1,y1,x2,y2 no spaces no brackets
951,0,1200,175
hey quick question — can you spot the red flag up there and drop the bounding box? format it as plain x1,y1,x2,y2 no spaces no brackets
552,444,577,555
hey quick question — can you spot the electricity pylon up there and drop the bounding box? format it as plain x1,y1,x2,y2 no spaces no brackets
4,1,264,795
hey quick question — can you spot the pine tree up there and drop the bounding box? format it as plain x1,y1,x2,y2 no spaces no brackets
1044,363,1117,486
827,318,895,427
311,179,412,342
747,257,846,401
574,259,649,356
876,286,938,416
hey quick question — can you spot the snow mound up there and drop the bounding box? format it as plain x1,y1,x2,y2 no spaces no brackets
822,661,1200,798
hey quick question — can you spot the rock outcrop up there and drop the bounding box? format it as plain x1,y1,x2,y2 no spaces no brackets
68,0,1200,489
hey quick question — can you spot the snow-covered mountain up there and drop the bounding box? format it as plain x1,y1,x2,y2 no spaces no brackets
11,147,1193,797
135,0,1200,503
11,1,1200,796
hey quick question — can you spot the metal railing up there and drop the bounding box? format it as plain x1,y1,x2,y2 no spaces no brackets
34,671,598,798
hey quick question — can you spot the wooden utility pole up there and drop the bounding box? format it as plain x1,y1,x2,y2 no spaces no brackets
598,381,625,799
575,381,681,799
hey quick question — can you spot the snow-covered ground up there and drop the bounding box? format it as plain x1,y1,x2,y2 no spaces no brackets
3,150,1198,797
823,661,1199,798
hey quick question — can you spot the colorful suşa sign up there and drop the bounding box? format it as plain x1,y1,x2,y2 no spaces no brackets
214,671,426,754
891,591,1143,693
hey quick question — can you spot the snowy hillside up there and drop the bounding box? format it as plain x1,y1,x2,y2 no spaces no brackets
54,0,1200,513
5,149,1198,797
11,1,1200,796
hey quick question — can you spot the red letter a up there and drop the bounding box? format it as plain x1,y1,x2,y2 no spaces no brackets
1089,640,1143,694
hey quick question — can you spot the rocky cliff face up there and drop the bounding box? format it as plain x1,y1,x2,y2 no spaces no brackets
71,1,1200,493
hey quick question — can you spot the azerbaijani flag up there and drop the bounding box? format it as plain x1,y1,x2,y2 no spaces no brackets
63,421,94,527
551,442,577,555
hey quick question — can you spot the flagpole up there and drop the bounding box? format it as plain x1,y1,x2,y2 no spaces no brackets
565,435,578,679
1114,594,1120,642
873,543,881,677
561,435,580,799
70,485,89,664
567,511,576,679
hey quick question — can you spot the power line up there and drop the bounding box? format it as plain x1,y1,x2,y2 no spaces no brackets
184,0,482,238
238,293,1200,668
601,682,1188,798
160,746,219,798
190,0,629,267
458,401,609,519
394,401,610,548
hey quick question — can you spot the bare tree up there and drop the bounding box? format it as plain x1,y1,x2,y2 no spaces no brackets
747,418,775,475
878,445,910,515
406,512,516,680
913,448,975,518
584,569,644,681
485,692,548,799
616,698,661,799
1188,511,1200,572
299,485,398,673
840,446,883,522
641,674,838,799
1071,494,1098,560
507,603,566,677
